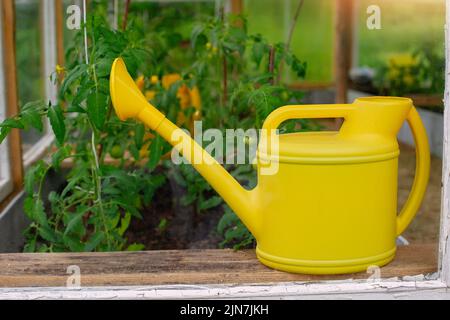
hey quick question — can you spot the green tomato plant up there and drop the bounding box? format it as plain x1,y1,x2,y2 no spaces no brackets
0,2,310,252
161,14,310,249
0,5,170,252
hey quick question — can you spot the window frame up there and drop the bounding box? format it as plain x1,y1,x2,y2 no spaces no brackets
21,0,57,169
0,0,448,299
0,0,61,208
0,7,13,203
0,0,24,208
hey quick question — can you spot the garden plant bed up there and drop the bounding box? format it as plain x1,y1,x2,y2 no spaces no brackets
125,176,225,250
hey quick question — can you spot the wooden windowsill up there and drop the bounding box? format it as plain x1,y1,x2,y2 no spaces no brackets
0,244,437,288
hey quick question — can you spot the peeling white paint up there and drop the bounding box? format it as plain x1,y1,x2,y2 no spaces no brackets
439,0,450,287
0,279,447,300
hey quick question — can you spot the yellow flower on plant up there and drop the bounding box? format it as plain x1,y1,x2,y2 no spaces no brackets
56,64,65,75
150,75,159,85
161,74,181,89
387,67,400,80
206,42,212,50
135,75,145,92
388,54,418,68
403,75,415,86
145,90,156,101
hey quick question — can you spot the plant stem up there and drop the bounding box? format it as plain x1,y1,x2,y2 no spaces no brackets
285,0,304,54
122,0,132,31
268,46,276,85
221,6,227,108
223,56,228,106
277,0,305,83
90,65,112,249
90,129,112,249
83,0,89,65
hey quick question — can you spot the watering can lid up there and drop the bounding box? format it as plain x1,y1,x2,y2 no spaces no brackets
257,131,399,164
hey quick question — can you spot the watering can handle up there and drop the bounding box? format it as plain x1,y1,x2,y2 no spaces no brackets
262,104,355,131
396,107,430,236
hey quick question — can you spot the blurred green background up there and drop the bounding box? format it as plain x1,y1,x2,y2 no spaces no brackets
15,0,446,103
245,0,445,82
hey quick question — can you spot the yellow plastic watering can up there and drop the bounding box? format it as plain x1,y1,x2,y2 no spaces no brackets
110,58,430,275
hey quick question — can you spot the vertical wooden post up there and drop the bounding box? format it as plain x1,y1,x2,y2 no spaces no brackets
439,0,450,287
55,0,65,68
1,0,23,192
334,0,354,104
231,0,243,15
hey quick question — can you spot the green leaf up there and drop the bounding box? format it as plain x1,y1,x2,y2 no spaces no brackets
71,85,92,110
24,162,46,195
127,243,145,251
252,41,267,67
23,196,35,221
64,210,87,236
191,24,205,48
118,212,131,236
217,207,237,234
84,232,105,252
38,226,58,243
52,145,72,170
87,90,108,130
0,118,25,129
199,196,222,211
23,238,36,253
48,104,66,146
0,127,11,144
66,103,86,113
147,134,163,171
21,101,46,132
63,234,84,252
134,124,145,149
95,57,114,78
34,200,48,227
60,64,88,96
157,218,168,232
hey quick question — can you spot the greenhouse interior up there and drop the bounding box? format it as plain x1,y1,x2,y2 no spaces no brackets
0,0,448,300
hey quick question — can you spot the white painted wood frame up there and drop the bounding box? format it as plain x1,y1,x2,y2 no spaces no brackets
0,4,13,203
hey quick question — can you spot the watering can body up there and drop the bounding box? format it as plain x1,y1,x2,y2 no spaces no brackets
110,58,430,275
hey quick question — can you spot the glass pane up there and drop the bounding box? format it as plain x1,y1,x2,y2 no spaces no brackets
0,9,12,199
15,0,44,154
245,0,334,83
62,0,77,51
357,0,444,67
356,0,445,98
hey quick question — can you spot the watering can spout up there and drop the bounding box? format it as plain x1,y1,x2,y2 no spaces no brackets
109,58,259,237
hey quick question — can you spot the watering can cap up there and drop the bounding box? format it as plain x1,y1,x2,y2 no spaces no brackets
257,130,400,165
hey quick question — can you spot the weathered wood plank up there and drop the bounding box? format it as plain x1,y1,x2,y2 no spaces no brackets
0,244,438,288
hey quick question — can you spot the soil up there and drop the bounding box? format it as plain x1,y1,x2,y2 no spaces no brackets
125,176,224,250
126,143,442,250
400,143,442,244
